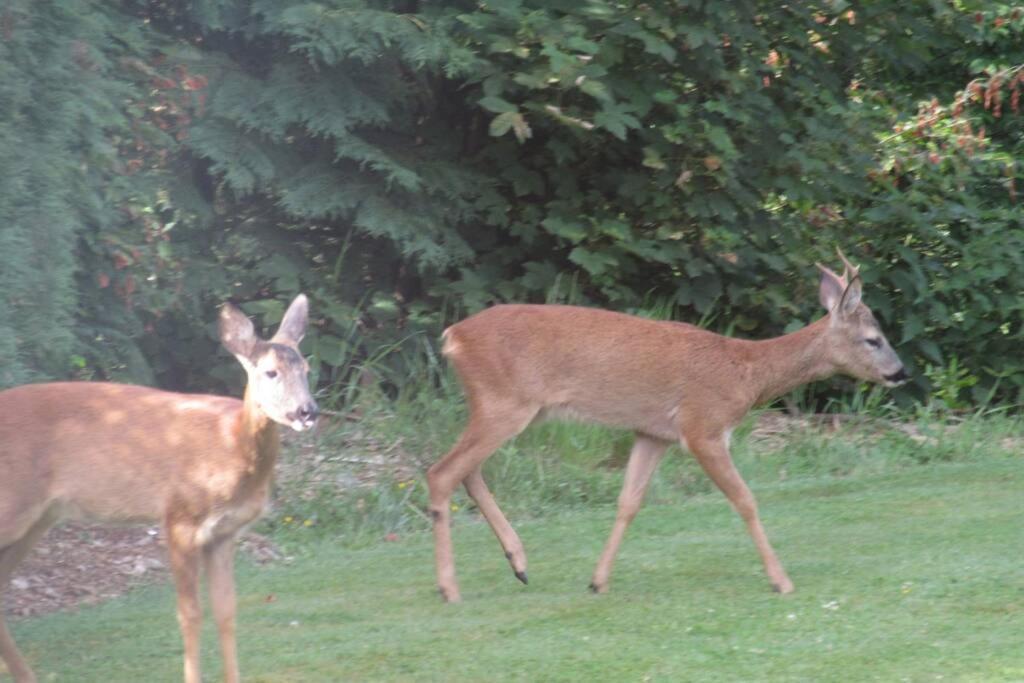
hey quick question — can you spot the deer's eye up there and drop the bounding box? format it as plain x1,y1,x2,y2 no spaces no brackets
865,338,882,349
265,370,279,379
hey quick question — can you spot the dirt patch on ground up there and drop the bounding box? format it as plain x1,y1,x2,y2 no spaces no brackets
6,523,281,619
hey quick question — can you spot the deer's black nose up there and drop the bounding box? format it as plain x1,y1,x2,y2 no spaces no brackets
884,367,910,384
298,402,319,422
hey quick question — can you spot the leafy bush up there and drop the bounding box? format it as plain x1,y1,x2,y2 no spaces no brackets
5,1,1023,410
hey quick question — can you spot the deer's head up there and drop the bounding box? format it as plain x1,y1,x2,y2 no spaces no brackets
219,294,319,431
818,252,909,388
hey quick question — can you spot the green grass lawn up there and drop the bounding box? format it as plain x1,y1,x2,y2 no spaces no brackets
7,457,1023,682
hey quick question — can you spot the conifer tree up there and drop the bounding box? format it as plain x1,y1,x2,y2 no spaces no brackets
0,2,135,385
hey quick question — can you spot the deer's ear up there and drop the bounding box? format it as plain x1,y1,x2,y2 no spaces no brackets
817,263,847,313
272,294,309,346
220,303,257,364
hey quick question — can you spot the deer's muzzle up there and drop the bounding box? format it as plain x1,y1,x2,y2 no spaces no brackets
288,402,320,431
884,368,910,385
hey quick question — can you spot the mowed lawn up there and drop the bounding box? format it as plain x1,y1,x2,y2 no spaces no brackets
7,457,1023,682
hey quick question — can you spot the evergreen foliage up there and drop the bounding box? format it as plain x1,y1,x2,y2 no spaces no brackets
3,0,1022,406
184,0,484,269
0,1,114,385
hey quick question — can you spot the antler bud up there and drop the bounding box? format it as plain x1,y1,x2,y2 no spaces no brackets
835,247,860,281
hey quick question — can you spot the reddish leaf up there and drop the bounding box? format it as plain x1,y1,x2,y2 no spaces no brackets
182,75,208,91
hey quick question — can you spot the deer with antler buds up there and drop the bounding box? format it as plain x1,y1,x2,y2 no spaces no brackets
427,252,908,602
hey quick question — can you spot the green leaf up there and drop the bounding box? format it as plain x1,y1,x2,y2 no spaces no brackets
566,36,601,55
598,220,630,240
642,146,667,170
315,335,349,366
489,111,516,137
513,70,549,89
594,102,640,140
241,299,285,325
917,339,942,363
478,96,517,113
569,246,617,277
706,126,736,156
580,79,611,101
489,111,531,142
541,216,587,242
901,315,924,344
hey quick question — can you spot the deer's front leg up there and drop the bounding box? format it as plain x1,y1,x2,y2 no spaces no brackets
590,434,670,594
688,433,794,594
167,521,203,683
204,535,240,683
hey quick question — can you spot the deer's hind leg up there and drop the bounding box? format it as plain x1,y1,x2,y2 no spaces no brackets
464,467,528,584
427,402,538,603
0,509,58,683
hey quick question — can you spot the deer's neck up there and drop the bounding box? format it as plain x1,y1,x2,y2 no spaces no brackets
748,316,836,407
237,386,281,476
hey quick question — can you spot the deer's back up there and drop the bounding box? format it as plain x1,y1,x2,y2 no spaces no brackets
0,382,248,522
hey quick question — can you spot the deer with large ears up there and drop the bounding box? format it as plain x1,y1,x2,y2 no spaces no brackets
427,252,908,602
0,294,318,683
